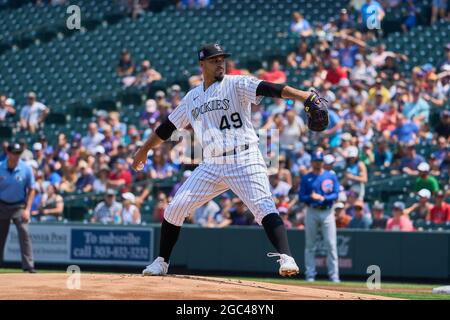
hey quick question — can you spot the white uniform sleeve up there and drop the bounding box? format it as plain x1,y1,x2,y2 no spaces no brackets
168,96,190,129
235,75,263,106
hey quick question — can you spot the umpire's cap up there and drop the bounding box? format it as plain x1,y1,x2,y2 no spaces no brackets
198,43,231,61
7,142,23,155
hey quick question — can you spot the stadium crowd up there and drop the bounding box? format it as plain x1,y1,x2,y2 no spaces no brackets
0,0,449,231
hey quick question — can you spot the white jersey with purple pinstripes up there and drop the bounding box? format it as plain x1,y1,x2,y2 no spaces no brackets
168,75,263,158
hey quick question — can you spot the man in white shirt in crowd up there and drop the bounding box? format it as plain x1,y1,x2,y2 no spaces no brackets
20,92,49,133
81,122,105,154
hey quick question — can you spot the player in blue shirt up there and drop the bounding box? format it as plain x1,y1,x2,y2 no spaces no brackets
0,142,36,272
299,151,340,282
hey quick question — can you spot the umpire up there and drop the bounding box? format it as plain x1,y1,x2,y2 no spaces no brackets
299,151,340,282
0,142,36,272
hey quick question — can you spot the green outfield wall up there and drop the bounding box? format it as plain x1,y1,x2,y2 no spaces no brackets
4,223,449,279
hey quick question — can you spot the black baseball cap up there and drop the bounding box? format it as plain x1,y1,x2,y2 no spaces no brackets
198,43,231,61
7,142,23,154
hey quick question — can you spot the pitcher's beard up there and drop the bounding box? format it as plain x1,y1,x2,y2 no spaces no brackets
215,74,224,82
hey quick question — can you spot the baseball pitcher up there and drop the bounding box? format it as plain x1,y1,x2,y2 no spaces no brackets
132,43,329,277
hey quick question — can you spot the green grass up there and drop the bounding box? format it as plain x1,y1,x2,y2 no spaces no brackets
0,268,65,274
354,291,450,300
227,276,450,300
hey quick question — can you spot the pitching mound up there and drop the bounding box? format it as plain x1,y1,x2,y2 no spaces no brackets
0,273,397,300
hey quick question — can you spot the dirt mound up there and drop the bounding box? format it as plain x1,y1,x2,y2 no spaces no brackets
0,273,398,300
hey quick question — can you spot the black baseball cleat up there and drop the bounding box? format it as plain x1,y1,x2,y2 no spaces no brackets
23,268,37,273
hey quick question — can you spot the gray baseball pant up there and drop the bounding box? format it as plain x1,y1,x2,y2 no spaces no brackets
0,202,34,271
304,206,339,280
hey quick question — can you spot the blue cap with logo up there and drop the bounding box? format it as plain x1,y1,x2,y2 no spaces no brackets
311,151,324,162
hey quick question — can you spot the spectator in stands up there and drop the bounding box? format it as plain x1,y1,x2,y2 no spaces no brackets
149,149,175,179
342,146,368,199
290,12,313,37
359,0,385,32
140,99,160,127
368,78,390,104
374,138,393,168
370,201,388,229
0,95,16,121
272,206,290,229
100,125,119,157
325,58,348,85
379,56,400,82
360,142,375,166
82,122,105,155
391,114,419,144
365,101,384,132
435,110,450,139
433,136,449,166
121,192,141,225
108,111,127,137
277,155,294,188
93,165,110,194
19,139,33,162
429,154,442,177
117,49,134,76
423,73,446,108
259,60,287,84
152,191,168,223
225,60,244,75
386,201,414,231
429,190,450,224
399,142,425,175
280,109,306,156
403,87,431,124
431,0,448,24
44,154,62,188
59,166,77,193
55,133,70,161
133,60,162,89
223,198,255,226
91,189,123,224
436,44,450,73
405,189,433,222
75,161,95,193
323,154,336,171
348,200,372,229
350,54,377,84
205,193,233,228
323,103,344,149
177,0,210,9
269,173,292,198
337,33,366,68
415,162,440,194
20,92,49,134
368,44,408,69
108,158,132,193
287,41,313,69
32,142,45,170
193,200,220,227
336,8,356,31
335,202,352,228
35,184,63,222
401,0,419,32
292,143,311,176
371,95,390,128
